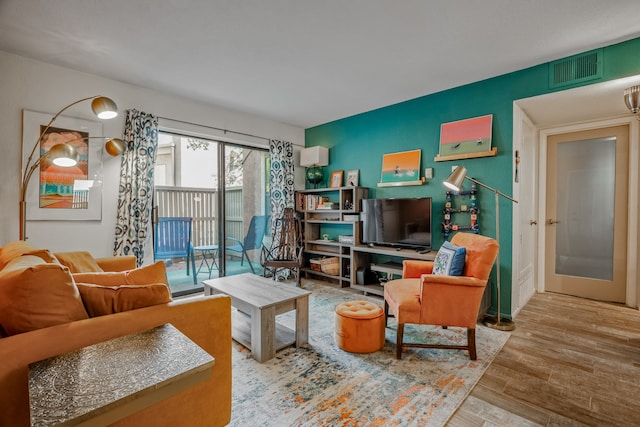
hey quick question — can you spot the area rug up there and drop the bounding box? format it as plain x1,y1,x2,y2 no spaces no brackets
229,281,510,426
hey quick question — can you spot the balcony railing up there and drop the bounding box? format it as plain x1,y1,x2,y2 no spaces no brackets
154,185,243,247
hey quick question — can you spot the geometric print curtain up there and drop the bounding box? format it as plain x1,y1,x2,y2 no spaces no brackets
113,109,158,267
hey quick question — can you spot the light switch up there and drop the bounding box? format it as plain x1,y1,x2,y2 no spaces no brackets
424,168,433,179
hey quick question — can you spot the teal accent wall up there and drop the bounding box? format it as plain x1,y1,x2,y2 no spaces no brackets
305,36,640,319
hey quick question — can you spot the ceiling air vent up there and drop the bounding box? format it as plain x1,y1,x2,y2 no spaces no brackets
549,49,603,89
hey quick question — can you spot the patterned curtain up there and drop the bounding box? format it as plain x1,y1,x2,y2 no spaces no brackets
113,109,158,266
268,139,295,229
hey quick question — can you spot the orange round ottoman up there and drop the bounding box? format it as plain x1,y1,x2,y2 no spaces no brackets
334,300,385,353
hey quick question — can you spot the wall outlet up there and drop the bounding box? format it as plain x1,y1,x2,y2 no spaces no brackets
424,168,433,179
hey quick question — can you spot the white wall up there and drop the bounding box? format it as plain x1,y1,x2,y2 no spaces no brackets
0,51,305,256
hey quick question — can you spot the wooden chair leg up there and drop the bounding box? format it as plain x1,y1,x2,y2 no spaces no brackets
396,323,404,359
384,300,389,326
467,328,477,360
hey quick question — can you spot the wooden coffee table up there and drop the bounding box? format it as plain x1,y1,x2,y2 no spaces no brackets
203,273,311,363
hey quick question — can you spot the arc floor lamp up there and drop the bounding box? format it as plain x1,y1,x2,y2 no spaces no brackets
20,95,126,240
444,166,518,331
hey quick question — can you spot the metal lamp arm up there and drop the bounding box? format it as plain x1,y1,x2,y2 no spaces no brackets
22,95,100,186
464,176,518,204
20,153,51,201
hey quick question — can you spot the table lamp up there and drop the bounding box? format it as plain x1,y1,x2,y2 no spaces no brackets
300,146,329,188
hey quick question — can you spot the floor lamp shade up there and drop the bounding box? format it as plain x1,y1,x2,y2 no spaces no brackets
442,166,518,331
443,166,467,191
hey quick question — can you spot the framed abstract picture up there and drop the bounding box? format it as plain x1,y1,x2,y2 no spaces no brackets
22,110,104,221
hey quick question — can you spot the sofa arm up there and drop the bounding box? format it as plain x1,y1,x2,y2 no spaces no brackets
96,256,137,272
0,295,232,427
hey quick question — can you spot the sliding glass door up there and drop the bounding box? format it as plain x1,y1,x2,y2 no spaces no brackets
154,131,269,296
220,145,270,278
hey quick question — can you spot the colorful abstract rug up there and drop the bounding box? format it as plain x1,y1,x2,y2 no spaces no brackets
229,280,510,426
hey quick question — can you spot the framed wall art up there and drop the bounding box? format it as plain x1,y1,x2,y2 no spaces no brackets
378,149,424,187
435,114,497,162
346,169,359,186
330,170,343,188
22,110,104,221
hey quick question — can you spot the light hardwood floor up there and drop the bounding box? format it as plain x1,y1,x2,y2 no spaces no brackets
448,292,640,426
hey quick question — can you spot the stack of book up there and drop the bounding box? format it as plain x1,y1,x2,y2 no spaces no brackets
298,194,337,211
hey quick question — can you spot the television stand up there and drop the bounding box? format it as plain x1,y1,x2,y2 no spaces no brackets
351,245,436,297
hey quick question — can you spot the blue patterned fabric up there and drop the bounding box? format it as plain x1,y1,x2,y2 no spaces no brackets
113,109,158,267
432,241,466,276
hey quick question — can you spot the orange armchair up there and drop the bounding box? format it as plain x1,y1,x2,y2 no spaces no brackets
383,233,499,360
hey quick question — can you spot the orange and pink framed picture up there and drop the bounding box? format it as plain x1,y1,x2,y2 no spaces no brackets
439,114,493,157
22,110,104,221
379,149,421,186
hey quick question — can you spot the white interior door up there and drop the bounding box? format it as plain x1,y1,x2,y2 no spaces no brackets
545,125,629,302
514,115,538,312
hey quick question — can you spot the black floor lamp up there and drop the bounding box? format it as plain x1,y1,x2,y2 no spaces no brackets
443,166,518,331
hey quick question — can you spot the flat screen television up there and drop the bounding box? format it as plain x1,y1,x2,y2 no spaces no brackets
361,197,432,250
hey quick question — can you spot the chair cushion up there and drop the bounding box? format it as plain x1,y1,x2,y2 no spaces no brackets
432,241,466,276
55,251,104,273
383,278,422,324
77,283,172,317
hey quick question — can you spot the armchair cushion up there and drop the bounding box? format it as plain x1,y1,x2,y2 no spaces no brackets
432,241,466,276
55,251,104,273
77,282,172,317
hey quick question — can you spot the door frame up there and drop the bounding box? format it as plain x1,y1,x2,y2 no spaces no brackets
537,116,639,308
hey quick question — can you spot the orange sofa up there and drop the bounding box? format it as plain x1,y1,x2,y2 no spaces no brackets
0,241,232,427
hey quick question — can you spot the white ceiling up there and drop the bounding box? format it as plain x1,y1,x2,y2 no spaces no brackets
1,0,640,128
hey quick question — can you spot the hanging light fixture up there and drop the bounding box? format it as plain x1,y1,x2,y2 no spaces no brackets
623,85,640,115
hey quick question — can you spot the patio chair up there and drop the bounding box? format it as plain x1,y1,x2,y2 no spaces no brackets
154,217,197,284
260,208,303,286
226,215,268,274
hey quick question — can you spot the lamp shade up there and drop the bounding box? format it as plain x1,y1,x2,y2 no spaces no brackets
624,85,640,114
300,146,329,167
105,138,126,156
91,96,118,119
48,143,79,167
443,166,467,191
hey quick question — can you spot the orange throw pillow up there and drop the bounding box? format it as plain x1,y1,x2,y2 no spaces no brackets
73,261,168,287
55,251,104,273
0,240,37,270
77,283,172,317
0,256,88,336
